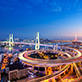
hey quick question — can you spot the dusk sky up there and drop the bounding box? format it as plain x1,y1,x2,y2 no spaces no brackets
0,0,82,39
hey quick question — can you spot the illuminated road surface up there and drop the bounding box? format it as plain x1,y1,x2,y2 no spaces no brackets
19,48,82,66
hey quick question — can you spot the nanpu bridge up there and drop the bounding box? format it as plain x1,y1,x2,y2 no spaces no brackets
2,33,82,82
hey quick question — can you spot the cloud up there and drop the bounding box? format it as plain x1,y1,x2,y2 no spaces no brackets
43,0,62,13
2,0,10,5
73,0,79,5
78,8,82,11
67,0,79,10
26,0,62,13
0,0,62,14
0,0,34,14
21,0,33,9
67,0,75,9
52,7,61,12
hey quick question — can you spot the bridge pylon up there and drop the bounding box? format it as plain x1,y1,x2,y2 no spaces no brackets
75,34,77,41
9,34,14,51
53,44,58,50
35,32,40,50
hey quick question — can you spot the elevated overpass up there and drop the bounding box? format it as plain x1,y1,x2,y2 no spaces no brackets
18,47,82,82
19,47,82,66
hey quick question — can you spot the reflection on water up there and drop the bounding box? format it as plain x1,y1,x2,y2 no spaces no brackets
0,48,7,53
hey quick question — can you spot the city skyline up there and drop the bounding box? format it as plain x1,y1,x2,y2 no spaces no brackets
0,0,82,39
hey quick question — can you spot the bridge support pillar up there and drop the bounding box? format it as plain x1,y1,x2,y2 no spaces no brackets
70,49,71,53
45,65,47,75
59,75,61,80
6,42,7,46
20,44,21,48
45,46,47,49
73,63,81,78
64,72,66,75
53,45,56,50
60,48,62,51
78,61,81,67
32,64,34,70
52,78,56,82
59,65,61,70
71,63,73,72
